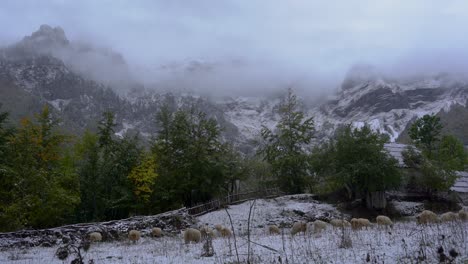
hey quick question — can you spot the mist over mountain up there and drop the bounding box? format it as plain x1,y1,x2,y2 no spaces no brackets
1,24,467,153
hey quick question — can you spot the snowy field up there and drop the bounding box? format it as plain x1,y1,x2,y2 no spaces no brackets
0,195,467,263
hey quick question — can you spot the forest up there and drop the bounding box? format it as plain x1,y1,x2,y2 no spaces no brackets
0,89,466,232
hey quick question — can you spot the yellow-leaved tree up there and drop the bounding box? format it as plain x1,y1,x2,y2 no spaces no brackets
128,154,158,209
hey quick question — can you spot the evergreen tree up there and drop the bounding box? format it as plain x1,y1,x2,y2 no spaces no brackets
74,112,142,221
0,106,80,230
312,125,401,209
259,88,314,194
152,106,227,210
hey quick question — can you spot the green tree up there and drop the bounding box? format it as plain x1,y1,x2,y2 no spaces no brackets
402,146,458,195
259,88,314,194
152,106,227,210
74,112,142,221
436,135,466,171
409,114,442,158
0,106,80,231
312,124,401,209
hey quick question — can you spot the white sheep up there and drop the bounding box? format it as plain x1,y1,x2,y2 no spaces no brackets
199,225,214,238
351,218,371,230
417,210,439,224
128,230,141,242
291,221,307,236
440,212,458,222
459,209,468,222
220,227,232,238
310,220,328,234
183,228,201,244
268,225,281,235
214,224,224,232
88,232,102,242
151,227,162,238
330,219,351,228
376,215,393,228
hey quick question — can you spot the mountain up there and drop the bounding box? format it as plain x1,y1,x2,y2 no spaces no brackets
1,25,467,153
313,65,468,144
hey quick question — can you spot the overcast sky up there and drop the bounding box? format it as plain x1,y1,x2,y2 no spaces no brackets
1,0,468,94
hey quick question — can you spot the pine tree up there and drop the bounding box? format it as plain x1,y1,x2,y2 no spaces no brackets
259,88,314,194
152,106,227,210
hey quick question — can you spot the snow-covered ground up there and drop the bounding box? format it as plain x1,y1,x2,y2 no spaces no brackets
1,195,467,263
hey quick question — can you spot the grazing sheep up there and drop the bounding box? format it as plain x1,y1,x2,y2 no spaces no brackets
376,215,393,228
330,219,351,228
88,232,102,242
351,218,371,230
268,225,281,235
291,221,307,236
199,225,214,238
459,209,468,222
183,228,201,244
214,224,224,232
220,227,232,238
128,230,141,242
440,212,458,222
417,210,439,224
151,227,162,238
311,220,328,234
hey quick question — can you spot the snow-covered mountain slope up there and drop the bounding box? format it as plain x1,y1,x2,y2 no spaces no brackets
1,25,467,151
313,71,468,142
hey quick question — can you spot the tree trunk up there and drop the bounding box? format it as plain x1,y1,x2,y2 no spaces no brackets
365,191,387,209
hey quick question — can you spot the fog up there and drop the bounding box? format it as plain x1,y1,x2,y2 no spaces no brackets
1,0,468,97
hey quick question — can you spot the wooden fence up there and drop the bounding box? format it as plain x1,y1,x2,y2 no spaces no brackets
187,187,284,216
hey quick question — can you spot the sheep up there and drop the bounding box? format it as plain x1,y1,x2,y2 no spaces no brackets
220,227,232,238
268,225,281,235
291,221,307,236
440,212,458,222
376,215,393,228
417,210,439,224
214,224,224,232
330,219,351,228
459,209,468,222
128,230,141,242
310,220,328,234
183,228,201,244
151,227,162,238
351,218,371,230
88,232,102,242
199,225,214,238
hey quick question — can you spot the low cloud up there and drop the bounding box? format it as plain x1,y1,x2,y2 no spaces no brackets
1,1,468,97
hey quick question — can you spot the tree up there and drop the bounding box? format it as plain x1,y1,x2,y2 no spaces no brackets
0,106,80,230
409,114,442,158
436,135,466,171
152,106,228,210
74,112,142,221
312,124,401,209
259,88,314,194
406,115,466,196
402,146,458,195
128,153,158,213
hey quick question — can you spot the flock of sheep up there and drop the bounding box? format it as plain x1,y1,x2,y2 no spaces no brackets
85,209,468,245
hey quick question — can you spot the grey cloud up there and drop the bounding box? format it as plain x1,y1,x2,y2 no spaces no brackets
1,0,468,96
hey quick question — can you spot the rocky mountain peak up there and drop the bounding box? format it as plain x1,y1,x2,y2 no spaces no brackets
22,24,69,48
